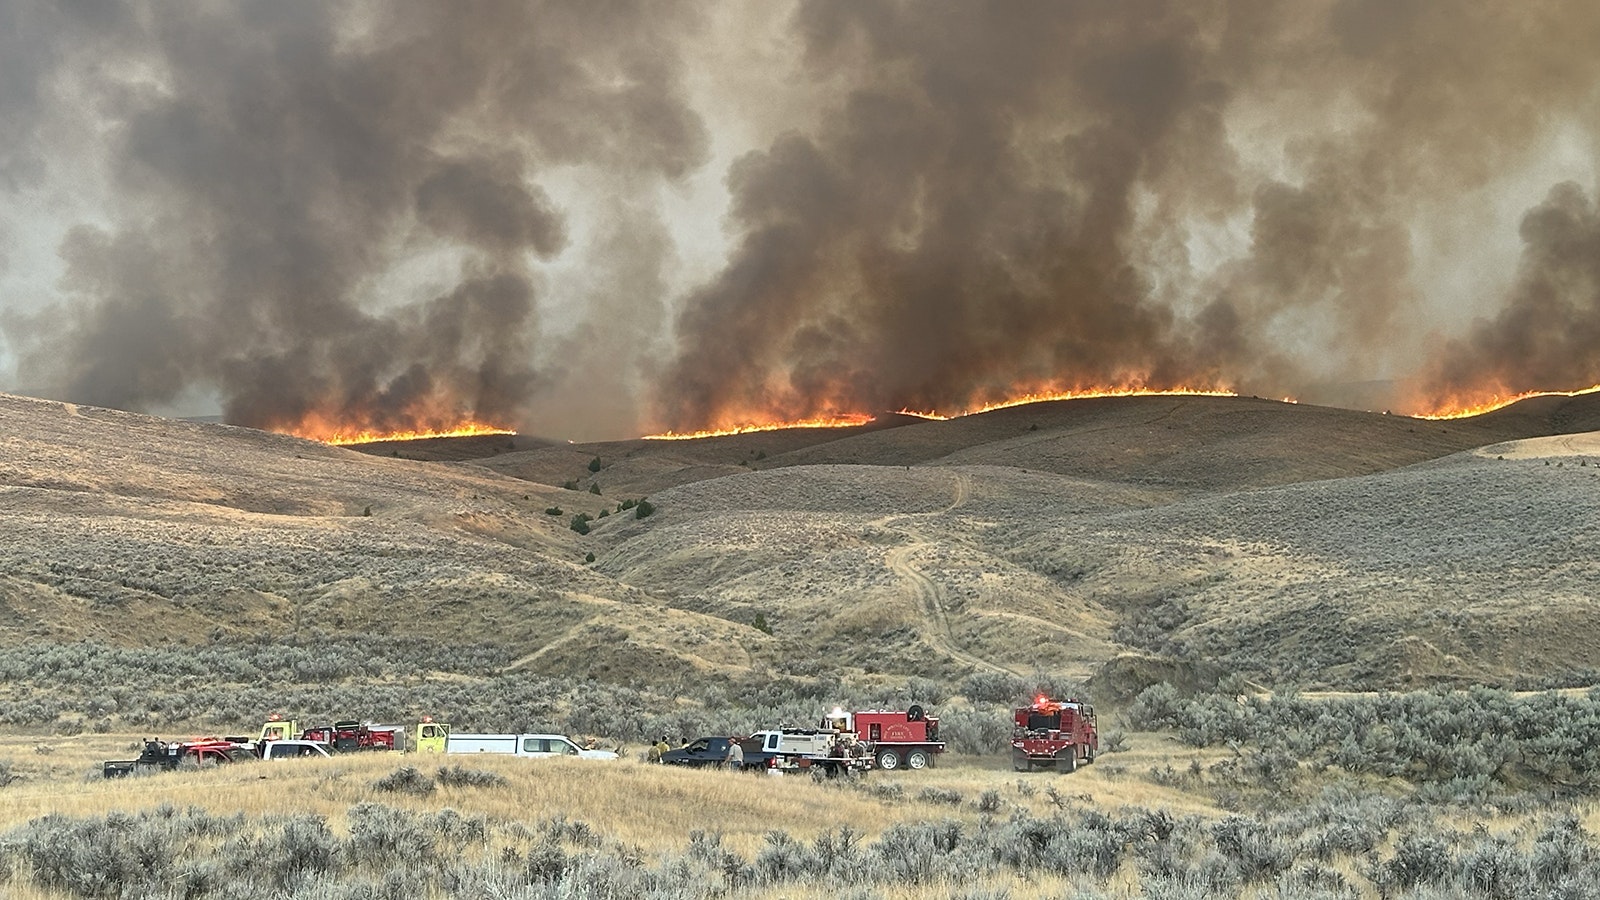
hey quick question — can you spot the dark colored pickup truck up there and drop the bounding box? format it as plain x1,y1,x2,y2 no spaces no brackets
660,736,767,770
660,733,869,778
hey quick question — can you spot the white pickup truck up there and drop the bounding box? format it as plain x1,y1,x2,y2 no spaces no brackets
439,732,619,760
259,739,333,760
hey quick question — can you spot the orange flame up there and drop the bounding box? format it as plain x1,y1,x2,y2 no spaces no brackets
643,384,1238,440
643,413,876,441
963,386,1236,415
1411,384,1600,420
281,419,515,445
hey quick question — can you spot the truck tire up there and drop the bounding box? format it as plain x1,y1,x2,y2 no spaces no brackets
906,749,930,770
1012,749,1031,772
876,748,902,770
1058,747,1078,774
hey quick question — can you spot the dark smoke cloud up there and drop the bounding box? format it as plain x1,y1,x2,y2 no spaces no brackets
4,1,1600,438
4,0,707,437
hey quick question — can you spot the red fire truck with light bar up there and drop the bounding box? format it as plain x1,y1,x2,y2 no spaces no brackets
1011,695,1097,773
822,705,945,771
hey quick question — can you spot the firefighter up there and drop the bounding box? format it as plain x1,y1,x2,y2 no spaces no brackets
724,736,744,770
647,736,669,763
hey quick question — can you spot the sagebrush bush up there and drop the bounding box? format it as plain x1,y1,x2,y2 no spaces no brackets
372,766,434,796
435,765,507,789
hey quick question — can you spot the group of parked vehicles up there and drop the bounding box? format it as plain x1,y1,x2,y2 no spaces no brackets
101,697,1098,779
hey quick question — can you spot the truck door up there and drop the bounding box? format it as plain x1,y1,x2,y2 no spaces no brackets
417,723,450,754
765,734,780,752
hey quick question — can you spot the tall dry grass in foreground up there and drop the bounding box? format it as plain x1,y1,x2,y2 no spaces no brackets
6,730,1600,898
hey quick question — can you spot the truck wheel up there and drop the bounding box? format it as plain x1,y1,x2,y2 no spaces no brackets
1012,750,1031,772
906,750,930,770
877,749,901,770
1058,747,1078,774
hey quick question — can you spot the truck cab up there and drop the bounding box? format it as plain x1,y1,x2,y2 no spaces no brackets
661,736,760,769
517,734,619,760
416,720,451,754
259,740,332,760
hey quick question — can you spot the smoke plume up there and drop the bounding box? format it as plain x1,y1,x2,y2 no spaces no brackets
3,1,1599,438
3,1,707,439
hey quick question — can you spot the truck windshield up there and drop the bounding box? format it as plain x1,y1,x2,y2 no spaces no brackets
1027,713,1060,731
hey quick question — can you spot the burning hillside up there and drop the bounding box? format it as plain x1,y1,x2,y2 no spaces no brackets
2,3,1598,439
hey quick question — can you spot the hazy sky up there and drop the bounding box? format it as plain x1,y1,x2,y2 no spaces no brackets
2,1,1598,439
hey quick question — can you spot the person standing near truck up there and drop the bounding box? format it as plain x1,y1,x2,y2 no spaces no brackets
724,736,744,770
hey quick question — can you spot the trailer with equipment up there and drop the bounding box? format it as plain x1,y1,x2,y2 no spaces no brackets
259,716,404,752
822,705,945,771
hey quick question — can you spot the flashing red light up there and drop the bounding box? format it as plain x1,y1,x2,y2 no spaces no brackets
1035,695,1049,706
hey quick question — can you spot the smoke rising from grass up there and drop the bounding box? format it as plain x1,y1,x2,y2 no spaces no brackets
2,1,1599,438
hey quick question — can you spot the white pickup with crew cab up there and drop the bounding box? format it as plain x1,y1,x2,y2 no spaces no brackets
259,739,333,760
416,724,619,760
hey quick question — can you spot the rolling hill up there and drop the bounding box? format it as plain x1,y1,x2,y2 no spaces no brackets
2,390,1598,694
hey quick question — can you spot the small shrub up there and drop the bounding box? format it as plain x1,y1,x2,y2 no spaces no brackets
585,552,596,564
435,765,508,788
975,790,1004,814
588,457,602,473
570,514,591,535
588,483,601,495
544,506,563,516
372,766,435,796
635,499,655,519
961,672,1026,705
917,787,964,806
752,613,773,635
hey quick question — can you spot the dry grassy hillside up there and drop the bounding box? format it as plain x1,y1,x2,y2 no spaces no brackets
456,396,1547,499
3,390,1597,693
0,393,763,681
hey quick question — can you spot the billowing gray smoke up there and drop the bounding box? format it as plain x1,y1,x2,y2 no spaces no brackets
3,1,1599,438
1416,182,1600,410
1,1,708,438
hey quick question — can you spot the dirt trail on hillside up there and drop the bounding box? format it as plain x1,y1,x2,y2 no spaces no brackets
877,471,1017,675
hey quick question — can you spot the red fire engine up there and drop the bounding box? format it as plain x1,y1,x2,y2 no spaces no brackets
1011,695,1097,773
